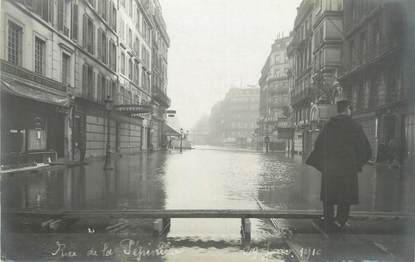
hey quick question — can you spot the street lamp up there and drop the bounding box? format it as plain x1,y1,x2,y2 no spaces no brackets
180,128,183,153
104,96,114,170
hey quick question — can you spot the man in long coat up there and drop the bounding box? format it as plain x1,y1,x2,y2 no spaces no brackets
306,100,372,228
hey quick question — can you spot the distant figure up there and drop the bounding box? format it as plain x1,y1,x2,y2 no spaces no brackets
306,100,372,231
264,135,270,153
376,142,389,163
388,137,401,169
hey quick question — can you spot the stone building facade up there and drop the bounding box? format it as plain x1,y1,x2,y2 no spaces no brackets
1,0,170,166
288,0,314,156
339,0,415,165
208,88,259,148
151,0,170,150
258,36,291,151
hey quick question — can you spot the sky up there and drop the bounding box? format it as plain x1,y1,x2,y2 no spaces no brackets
159,0,302,129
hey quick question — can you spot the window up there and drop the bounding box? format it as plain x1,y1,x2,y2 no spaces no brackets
136,10,141,31
97,29,107,63
142,20,151,43
34,0,52,23
119,19,125,43
83,15,95,55
127,90,133,104
82,64,95,100
8,21,22,66
57,0,65,31
350,40,356,67
360,32,367,64
120,86,125,104
98,0,108,20
121,52,125,75
128,58,133,80
134,61,139,85
369,75,379,108
62,53,70,85
372,21,380,56
129,0,132,17
134,37,140,56
97,74,106,103
111,81,117,101
71,3,79,41
110,2,117,30
141,47,150,69
128,28,132,48
109,40,116,71
35,37,46,75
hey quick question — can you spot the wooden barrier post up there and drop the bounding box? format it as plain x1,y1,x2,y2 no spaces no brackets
153,218,171,236
241,218,251,241
163,218,171,232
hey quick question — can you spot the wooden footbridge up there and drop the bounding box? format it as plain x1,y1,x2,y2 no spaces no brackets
5,209,413,240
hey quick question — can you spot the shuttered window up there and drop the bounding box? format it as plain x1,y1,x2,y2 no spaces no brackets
83,15,95,55
57,0,64,31
7,21,22,66
83,64,95,100
82,64,88,97
71,3,78,41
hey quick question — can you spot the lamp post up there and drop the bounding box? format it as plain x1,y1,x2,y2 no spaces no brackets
104,96,114,170
180,128,183,153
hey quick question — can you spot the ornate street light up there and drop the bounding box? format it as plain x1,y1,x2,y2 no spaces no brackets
104,96,114,170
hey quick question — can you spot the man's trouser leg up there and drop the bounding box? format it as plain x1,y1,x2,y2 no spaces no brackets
336,204,350,226
323,202,335,223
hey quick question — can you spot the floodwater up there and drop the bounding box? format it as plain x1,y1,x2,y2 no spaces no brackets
1,146,414,261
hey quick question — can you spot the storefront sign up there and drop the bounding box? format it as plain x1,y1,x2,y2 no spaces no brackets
114,104,152,113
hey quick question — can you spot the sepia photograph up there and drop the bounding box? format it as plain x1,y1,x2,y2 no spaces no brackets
0,0,414,261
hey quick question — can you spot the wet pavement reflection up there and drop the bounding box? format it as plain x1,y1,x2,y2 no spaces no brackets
1,146,415,261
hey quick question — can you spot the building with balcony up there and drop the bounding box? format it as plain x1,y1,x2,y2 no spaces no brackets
1,0,77,166
116,0,156,154
300,0,344,157
151,0,170,150
339,0,415,166
288,0,314,156
258,35,292,151
1,0,171,165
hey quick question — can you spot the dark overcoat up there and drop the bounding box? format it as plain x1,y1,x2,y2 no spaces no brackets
306,115,372,204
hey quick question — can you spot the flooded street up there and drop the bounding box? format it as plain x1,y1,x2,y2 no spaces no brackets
2,147,415,261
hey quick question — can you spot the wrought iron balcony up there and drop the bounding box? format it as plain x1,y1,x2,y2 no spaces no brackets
1,59,67,92
152,86,171,108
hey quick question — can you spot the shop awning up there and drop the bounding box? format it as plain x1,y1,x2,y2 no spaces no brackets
1,80,69,107
164,123,181,136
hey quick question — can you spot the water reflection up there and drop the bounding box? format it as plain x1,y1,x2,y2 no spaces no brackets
2,148,414,213
1,147,414,261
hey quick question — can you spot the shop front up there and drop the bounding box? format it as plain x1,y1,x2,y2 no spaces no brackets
1,86,68,167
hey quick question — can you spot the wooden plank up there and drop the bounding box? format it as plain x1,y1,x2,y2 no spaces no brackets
4,209,414,220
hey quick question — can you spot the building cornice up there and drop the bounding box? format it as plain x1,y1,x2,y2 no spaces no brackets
313,10,343,29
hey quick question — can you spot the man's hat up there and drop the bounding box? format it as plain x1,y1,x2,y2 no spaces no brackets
336,99,351,113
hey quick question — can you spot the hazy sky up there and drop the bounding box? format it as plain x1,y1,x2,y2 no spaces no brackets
159,0,302,129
